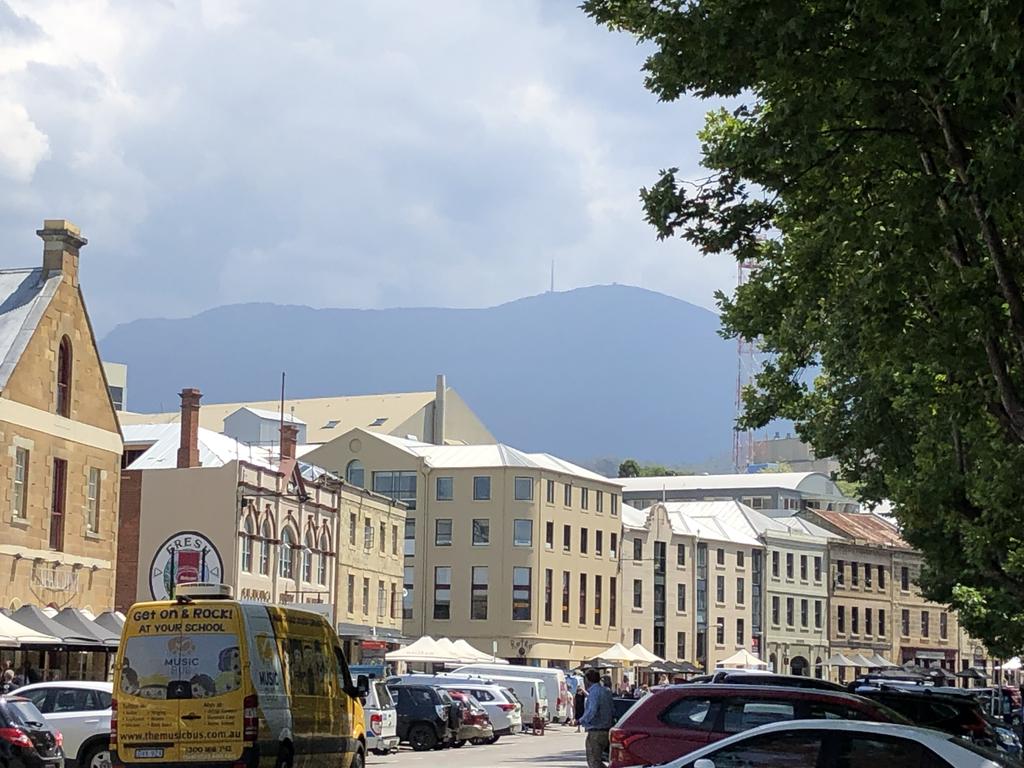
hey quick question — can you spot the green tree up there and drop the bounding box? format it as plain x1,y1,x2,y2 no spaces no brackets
618,459,641,477
585,0,1024,653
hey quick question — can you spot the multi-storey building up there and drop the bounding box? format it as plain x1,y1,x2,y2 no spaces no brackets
0,220,122,614
116,390,405,662
891,550,963,675
303,428,624,666
622,501,764,671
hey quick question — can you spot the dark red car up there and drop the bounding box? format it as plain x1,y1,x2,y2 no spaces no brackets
609,684,910,767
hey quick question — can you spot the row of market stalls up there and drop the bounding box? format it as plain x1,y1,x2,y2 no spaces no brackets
0,607,124,682
385,636,508,666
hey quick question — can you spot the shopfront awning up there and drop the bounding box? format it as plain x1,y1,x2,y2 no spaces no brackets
0,613,61,647
92,611,125,637
52,608,119,648
10,605,103,649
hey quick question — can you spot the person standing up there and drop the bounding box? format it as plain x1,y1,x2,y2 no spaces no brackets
574,686,587,732
579,669,615,768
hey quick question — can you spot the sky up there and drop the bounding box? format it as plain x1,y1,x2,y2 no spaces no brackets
0,0,732,335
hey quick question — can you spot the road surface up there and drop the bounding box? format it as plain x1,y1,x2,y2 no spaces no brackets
368,725,587,768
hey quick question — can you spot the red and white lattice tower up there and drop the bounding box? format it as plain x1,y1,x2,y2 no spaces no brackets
733,260,758,472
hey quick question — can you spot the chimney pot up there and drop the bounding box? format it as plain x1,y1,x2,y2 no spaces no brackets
37,219,87,287
177,387,202,469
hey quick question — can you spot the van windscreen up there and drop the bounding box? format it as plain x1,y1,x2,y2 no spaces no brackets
120,633,243,700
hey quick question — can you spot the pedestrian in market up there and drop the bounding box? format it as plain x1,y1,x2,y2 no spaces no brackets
574,685,587,732
580,669,615,768
1,669,14,694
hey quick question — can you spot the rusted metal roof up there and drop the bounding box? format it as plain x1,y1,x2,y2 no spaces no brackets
812,509,909,548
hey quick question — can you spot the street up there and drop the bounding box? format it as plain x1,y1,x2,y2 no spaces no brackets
368,726,587,768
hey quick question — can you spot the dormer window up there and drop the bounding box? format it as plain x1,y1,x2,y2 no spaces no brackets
56,336,72,417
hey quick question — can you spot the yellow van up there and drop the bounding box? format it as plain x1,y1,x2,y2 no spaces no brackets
111,584,368,768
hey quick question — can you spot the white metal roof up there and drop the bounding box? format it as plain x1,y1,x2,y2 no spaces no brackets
0,269,62,390
126,423,278,471
627,500,832,547
122,423,179,446
619,472,829,493
621,503,647,530
231,406,306,425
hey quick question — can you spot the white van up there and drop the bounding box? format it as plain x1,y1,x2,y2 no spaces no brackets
400,673,548,725
453,664,568,723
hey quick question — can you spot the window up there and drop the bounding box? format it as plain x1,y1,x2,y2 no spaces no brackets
546,479,555,503
349,513,357,546
633,629,642,646
392,524,399,555
771,550,780,577
736,577,745,605
318,532,329,585
837,606,846,634
677,584,686,612
345,460,364,487
799,555,807,580
851,561,859,586
736,618,744,645
901,609,910,636
698,731,822,765
737,550,745,568
471,566,488,620
851,606,859,635
303,531,315,582
580,528,588,554
347,575,355,613
379,521,386,553
109,385,124,410
864,562,872,588
715,617,725,644
878,565,886,589
390,583,398,619
814,600,822,629
403,566,414,619
363,517,374,549
473,475,491,501
241,518,254,572
722,700,797,734
717,548,725,566
833,734,930,768
562,571,570,623
661,697,712,730
564,483,572,506
836,559,845,586
513,567,532,620
513,519,533,547
56,336,72,417
435,519,452,546
921,611,930,638
545,521,554,549
771,596,780,625
611,532,618,559
377,580,386,618
433,567,452,620
677,632,687,660
633,538,643,562
362,577,370,615
594,575,602,625
940,612,948,640
878,608,886,636
86,467,101,534
611,494,619,516
404,518,415,556
716,575,725,603
610,576,617,626
596,490,604,513
581,487,589,510
514,476,534,501
865,607,873,636
800,599,809,628
372,470,416,507
472,518,489,546
49,458,67,551
259,519,272,575
677,543,686,567
786,597,794,627
544,569,553,622
814,556,822,582
436,476,453,501
593,529,603,556
633,579,642,609
786,553,794,579
12,447,28,519
901,566,910,591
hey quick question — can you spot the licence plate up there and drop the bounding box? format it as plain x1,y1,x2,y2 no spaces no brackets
134,749,165,759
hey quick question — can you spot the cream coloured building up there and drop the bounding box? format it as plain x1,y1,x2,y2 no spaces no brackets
303,428,624,666
0,220,122,614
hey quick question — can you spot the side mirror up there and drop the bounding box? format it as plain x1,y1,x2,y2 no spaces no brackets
355,674,369,697
693,760,716,768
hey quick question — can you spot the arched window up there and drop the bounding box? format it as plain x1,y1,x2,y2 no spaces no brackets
241,517,254,573
279,526,295,579
259,519,272,575
346,459,364,487
318,531,330,585
302,529,315,583
56,336,72,417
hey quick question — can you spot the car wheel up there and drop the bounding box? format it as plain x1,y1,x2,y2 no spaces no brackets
82,743,111,768
408,725,436,752
452,740,465,748
483,735,499,745
274,743,293,768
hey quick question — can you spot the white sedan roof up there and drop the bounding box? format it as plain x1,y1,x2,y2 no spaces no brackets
15,681,113,692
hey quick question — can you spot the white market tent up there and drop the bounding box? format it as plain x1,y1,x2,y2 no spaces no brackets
590,643,643,663
386,636,457,663
629,643,663,664
0,613,61,647
452,639,505,663
996,657,1022,672
825,652,856,667
848,652,878,668
867,653,898,668
717,649,769,669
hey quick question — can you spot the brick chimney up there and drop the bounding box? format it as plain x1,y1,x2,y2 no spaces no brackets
177,388,202,469
280,423,298,462
37,219,87,288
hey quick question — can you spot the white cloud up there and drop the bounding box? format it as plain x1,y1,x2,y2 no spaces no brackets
0,100,48,180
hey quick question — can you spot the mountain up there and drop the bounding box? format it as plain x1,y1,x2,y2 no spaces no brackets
99,284,736,465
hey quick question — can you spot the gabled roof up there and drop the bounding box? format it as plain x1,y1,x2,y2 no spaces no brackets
123,422,278,471
627,500,833,546
230,407,306,425
808,509,908,548
621,503,647,530
619,472,832,493
0,268,62,390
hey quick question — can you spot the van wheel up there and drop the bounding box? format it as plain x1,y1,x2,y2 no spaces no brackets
274,744,293,768
81,742,111,768
408,725,436,752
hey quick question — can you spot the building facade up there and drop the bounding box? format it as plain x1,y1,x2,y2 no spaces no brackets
304,428,624,666
0,220,122,614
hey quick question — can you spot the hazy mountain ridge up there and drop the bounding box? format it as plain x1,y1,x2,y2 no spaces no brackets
100,284,736,465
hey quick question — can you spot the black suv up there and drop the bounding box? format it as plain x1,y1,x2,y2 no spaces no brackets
386,683,460,751
0,696,64,768
706,671,848,692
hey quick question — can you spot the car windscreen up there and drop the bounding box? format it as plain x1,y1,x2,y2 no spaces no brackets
121,633,243,700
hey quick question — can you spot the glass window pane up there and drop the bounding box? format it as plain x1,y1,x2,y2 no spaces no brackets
472,519,490,545
473,476,491,500
436,476,453,501
514,476,533,501
513,519,533,547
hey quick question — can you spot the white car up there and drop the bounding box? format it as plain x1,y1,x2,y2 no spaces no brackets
15,681,112,768
662,719,1017,768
